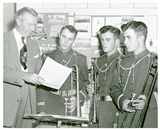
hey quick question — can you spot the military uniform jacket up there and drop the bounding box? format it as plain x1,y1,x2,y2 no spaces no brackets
92,52,120,128
110,50,157,128
47,48,89,99
95,52,119,96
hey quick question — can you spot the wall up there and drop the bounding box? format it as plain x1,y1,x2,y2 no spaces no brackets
3,3,16,32
4,1,158,66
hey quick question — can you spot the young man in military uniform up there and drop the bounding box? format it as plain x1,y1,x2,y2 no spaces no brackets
110,21,157,128
36,25,89,119
91,25,121,127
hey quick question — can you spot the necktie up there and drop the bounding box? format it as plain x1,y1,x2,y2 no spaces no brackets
20,37,27,70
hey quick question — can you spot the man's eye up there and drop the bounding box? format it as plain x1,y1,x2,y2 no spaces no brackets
62,34,64,37
105,39,110,42
101,39,104,42
127,36,130,39
69,38,73,41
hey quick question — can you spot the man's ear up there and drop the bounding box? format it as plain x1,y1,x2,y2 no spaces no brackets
58,32,61,38
16,16,22,26
138,35,145,44
115,39,120,48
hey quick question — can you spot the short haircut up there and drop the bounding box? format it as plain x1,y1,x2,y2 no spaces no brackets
60,25,78,37
98,25,121,39
15,6,38,19
121,21,148,41
97,25,121,56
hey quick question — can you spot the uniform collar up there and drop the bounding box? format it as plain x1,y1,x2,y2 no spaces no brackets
108,51,119,61
135,49,149,61
119,50,150,69
96,51,119,72
99,51,119,61
56,48,74,56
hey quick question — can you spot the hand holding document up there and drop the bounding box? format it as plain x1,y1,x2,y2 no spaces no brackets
39,57,72,90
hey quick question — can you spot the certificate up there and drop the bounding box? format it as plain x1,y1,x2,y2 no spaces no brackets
39,57,72,89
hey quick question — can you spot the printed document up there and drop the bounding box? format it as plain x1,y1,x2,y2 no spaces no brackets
39,57,72,89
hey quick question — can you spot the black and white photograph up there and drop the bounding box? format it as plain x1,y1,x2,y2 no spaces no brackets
2,0,159,128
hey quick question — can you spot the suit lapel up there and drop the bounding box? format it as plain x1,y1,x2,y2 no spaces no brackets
7,32,42,74
9,31,22,70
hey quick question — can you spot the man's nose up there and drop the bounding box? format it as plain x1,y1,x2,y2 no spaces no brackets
31,25,36,31
65,38,70,43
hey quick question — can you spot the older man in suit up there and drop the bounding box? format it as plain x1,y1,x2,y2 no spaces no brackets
3,7,44,128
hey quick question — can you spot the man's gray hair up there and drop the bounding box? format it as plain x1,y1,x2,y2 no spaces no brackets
15,6,38,19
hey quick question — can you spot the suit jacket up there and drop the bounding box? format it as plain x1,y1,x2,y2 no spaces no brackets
3,30,43,127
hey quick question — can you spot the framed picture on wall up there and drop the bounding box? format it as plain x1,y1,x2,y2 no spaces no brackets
74,15,91,38
41,13,68,38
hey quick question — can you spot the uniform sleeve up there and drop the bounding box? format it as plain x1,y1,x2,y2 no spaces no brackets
110,61,125,110
152,54,158,92
78,54,89,105
152,54,158,103
110,82,125,110
78,55,89,92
